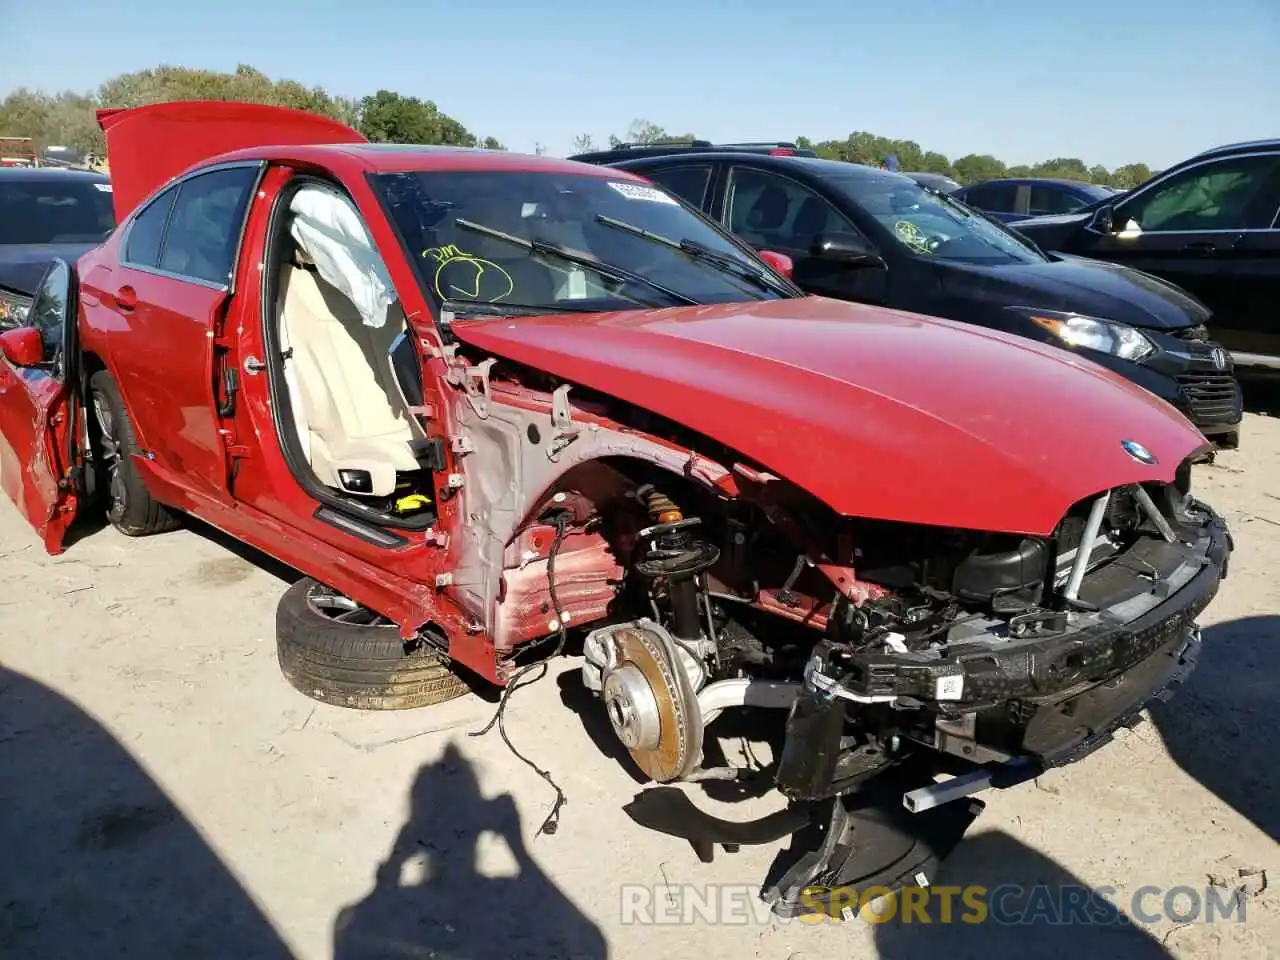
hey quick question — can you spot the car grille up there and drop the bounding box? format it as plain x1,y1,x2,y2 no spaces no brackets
1177,373,1243,426
1174,324,1210,342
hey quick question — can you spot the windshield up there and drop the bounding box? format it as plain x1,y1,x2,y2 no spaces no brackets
832,173,1049,264
371,170,789,313
0,177,116,245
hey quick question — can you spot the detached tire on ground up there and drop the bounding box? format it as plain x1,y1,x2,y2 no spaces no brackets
275,578,471,710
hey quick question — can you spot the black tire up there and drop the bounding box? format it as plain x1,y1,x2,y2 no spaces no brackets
275,578,471,710
1216,429,1240,450
88,369,180,536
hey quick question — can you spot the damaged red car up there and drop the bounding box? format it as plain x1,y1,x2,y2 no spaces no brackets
0,102,1231,916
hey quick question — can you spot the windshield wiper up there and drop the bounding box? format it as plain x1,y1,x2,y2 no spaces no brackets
438,298,601,318
454,218,697,306
595,214,793,296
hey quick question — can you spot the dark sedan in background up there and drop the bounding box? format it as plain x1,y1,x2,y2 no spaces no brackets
573,147,1244,446
1014,139,1280,374
954,177,1125,223
0,167,115,328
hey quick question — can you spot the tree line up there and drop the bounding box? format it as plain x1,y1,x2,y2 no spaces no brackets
574,121,1159,189
1,65,1156,187
0,65,505,162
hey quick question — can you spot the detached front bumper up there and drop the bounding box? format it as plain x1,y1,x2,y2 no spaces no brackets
842,505,1231,766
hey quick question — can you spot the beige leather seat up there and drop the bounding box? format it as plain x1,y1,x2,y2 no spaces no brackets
277,262,420,496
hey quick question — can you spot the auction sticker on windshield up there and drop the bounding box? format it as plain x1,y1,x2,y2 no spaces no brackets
608,182,678,205
93,183,112,192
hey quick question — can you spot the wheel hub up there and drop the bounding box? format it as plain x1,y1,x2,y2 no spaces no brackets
603,663,662,750
600,625,702,782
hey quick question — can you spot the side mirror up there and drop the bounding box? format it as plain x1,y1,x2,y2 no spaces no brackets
758,250,794,279
811,233,882,266
1089,203,1116,234
0,327,44,367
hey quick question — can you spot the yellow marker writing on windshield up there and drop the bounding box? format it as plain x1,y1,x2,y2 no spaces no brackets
894,220,932,254
423,243,515,303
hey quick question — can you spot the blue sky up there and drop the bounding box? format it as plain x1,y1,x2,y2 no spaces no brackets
1,0,1276,169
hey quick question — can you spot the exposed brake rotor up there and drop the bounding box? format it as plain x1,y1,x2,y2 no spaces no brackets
602,625,703,783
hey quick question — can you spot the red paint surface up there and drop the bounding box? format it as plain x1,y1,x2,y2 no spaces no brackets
0,364,76,552
0,328,44,367
451,298,1206,536
96,101,368,220
494,525,625,654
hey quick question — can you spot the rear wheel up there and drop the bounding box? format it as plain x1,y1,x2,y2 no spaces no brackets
88,369,180,536
275,578,471,710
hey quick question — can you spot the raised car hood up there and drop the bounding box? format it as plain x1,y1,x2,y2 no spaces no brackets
452,297,1207,536
97,101,367,221
938,254,1210,330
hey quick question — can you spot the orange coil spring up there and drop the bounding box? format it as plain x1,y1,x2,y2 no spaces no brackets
642,487,684,525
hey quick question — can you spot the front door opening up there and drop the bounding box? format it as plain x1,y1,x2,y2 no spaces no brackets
261,177,442,530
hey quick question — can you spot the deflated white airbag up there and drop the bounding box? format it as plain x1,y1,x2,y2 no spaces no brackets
289,184,395,328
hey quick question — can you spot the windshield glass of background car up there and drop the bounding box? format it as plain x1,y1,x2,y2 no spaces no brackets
834,174,1047,264
372,170,782,311
0,179,116,244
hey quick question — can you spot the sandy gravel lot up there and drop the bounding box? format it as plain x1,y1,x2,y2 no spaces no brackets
2,407,1277,960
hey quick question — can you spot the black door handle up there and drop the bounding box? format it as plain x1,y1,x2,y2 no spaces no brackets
1181,240,1217,256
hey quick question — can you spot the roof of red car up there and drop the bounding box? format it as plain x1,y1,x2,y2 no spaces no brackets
96,101,640,220
211,142,632,178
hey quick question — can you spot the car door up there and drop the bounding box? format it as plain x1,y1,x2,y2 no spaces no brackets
1082,151,1280,353
92,163,263,508
0,258,81,552
721,164,887,302
1029,183,1089,217
1227,221,1280,363
957,182,1021,222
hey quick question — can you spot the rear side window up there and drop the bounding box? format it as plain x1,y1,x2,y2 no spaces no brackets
642,165,712,208
158,166,259,285
960,182,1017,212
1029,184,1089,216
124,187,176,268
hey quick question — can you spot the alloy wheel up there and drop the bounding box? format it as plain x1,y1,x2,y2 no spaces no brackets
92,391,127,521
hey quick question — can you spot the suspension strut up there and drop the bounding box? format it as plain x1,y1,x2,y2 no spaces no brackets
633,485,720,641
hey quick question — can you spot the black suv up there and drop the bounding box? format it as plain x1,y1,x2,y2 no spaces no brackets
586,148,1243,446
569,140,816,166
1012,140,1280,374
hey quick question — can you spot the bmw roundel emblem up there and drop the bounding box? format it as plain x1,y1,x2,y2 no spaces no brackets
1121,439,1158,465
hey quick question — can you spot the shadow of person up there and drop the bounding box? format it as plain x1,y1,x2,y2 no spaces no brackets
1149,615,1279,841
872,830,1174,960
0,667,294,960
333,741,608,960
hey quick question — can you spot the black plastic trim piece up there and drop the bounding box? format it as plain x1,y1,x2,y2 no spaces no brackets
845,509,1230,704
313,506,408,547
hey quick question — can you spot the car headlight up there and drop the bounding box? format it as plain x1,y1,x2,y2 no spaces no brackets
0,288,33,328
1009,307,1154,363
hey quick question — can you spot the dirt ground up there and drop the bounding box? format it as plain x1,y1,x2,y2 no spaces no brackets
2,407,1277,960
